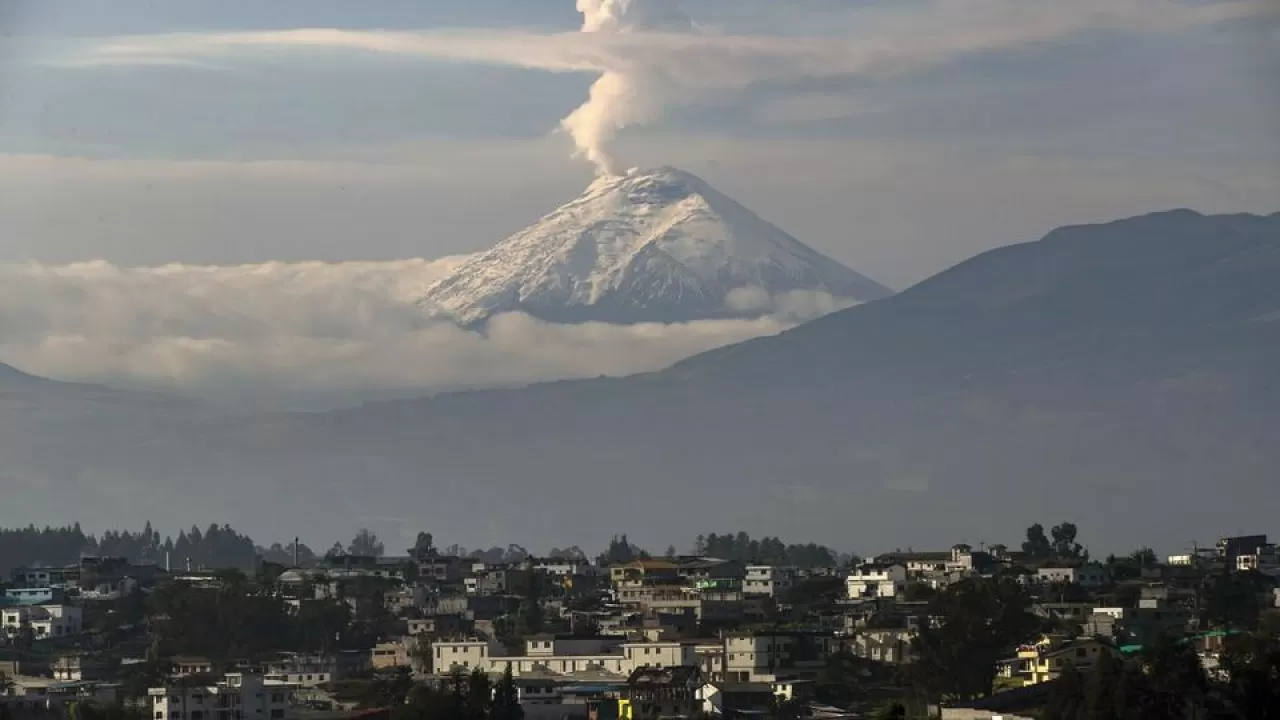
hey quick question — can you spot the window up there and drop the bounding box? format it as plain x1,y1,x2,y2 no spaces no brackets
192,712,204,719
172,713,183,719
156,713,164,719
270,711,284,719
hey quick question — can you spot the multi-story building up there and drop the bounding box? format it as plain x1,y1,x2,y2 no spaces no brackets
743,566,795,598
845,564,907,599
1000,636,1117,687
1,604,82,640
1036,564,1109,588
148,672,293,720
722,630,835,683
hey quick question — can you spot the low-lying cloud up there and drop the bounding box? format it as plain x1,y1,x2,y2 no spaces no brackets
0,260,850,409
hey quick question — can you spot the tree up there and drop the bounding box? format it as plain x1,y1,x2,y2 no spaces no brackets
1050,523,1083,560
909,578,1039,703
491,666,524,720
1083,646,1121,720
464,669,491,720
664,545,677,559
1023,524,1052,560
1044,664,1086,720
1218,632,1280,720
349,529,386,557
408,634,433,674
411,532,434,557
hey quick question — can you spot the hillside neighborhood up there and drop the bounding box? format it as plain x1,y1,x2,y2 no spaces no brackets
1,525,1278,720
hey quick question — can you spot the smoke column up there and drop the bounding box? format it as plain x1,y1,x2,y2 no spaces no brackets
562,0,689,176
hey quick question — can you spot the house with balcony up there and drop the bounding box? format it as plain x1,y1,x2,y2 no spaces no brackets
1000,636,1117,687
149,672,293,720
622,666,701,720
845,564,908,599
743,566,796,598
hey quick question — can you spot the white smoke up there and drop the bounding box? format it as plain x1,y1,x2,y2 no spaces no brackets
69,0,1271,175
564,0,693,176
0,260,850,409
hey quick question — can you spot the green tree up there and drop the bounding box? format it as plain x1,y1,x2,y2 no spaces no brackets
1218,632,1280,720
1044,664,1086,720
1050,523,1083,560
349,529,386,557
491,666,525,720
408,634,433,674
464,669,491,720
1023,524,1052,560
1083,648,1121,720
909,578,1039,703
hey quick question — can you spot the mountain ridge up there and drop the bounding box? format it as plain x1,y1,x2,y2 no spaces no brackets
0,208,1276,553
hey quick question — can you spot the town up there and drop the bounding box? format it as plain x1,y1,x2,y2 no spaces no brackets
1,525,1278,720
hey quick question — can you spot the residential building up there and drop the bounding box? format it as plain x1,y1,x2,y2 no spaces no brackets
372,641,411,670
722,630,835,683
1086,603,1192,645
1,603,83,639
846,564,907,599
743,566,795,598
172,657,217,677
431,639,505,674
148,672,293,720
51,654,116,682
1001,637,1118,686
1235,544,1279,573
622,666,701,720
696,681,775,717
1218,535,1268,563
847,629,916,664
1036,564,1109,588
532,558,600,579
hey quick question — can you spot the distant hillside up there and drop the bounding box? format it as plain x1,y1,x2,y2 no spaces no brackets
0,210,1276,553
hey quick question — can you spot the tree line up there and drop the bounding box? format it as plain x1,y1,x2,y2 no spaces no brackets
0,523,844,576
694,531,839,568
0,523,258,573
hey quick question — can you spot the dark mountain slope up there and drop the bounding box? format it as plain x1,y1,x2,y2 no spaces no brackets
0,210,1275,553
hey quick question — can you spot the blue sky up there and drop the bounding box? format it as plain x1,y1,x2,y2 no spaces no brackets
0,0,1276,287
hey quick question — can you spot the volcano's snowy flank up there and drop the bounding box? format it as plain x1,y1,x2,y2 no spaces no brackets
420,167,889,325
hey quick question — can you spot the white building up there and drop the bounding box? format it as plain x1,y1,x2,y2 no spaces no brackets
743,566,795,598
1036,564,1108,588
431,637,707,680
149,672,293,720
532,559,600,578
1,604,83,639
846,565,907,599
431,639,505,674
1236,545,1279,574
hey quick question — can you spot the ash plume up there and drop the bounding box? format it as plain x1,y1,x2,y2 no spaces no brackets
563,0,693,176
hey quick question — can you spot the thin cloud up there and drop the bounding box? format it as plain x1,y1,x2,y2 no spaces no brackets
60,0,1272,174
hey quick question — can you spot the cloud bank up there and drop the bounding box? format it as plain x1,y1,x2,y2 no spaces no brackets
0,259,850,408
69,0,1273,175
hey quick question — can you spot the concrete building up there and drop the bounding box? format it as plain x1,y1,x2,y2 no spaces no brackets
846,564,908,599
723,630,835,683
149,672,293,720
1,604,83,639
743,566,795,598
1035,564,1109,588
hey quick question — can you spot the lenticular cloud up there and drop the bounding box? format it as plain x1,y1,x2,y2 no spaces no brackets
0,260,840,408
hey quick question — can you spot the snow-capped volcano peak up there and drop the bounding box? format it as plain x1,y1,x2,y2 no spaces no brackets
420,166,891,325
